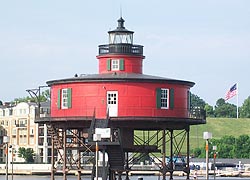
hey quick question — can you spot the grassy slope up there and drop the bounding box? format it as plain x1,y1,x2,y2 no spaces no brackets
134,118,250,155
189,118,250,149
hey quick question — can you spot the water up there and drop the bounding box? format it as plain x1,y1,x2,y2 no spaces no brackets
0,175,249,180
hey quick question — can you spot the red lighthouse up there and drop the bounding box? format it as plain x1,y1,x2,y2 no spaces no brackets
42,17,206,180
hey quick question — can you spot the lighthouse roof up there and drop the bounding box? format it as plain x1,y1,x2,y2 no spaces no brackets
108,17,134,34
47,73,195,87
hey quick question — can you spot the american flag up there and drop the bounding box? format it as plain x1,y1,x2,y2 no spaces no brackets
225,83,237,101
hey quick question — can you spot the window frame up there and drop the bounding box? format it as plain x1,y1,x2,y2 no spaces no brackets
61,88,69,109
58,88,72,109
160,88,169,109
156,88,174,110
111,59,119,71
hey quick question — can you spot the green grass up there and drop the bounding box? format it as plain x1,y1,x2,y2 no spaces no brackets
134,118,250,155
190,118,250,149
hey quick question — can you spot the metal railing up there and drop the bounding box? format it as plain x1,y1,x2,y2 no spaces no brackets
189,107,206,120
99,44,143,56
16,124,26,127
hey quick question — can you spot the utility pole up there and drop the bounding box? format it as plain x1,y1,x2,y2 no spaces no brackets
203,132,212,180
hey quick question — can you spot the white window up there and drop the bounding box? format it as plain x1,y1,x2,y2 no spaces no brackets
24,137,27,144
30,128,34,135
161,88,169,109
12,128,16,135
5,109,9,117
58,88,72,109
62,89,69,109
30,137,34,145
111,59,119,71
107,59,124,71
19,119,25,126
156,88,174,109
13,138,17,145
19,136,23,144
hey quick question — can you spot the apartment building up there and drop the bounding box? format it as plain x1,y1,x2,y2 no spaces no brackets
0,101,51,163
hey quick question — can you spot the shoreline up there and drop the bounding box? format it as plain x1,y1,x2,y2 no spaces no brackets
1,163,250,177
1,168,250,177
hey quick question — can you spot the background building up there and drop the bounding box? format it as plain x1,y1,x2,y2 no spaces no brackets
0,101,51,163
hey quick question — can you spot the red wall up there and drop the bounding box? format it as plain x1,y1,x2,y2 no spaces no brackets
97,55,143,74
50,81,190,119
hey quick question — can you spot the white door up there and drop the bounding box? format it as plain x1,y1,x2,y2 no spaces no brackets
107,91,118,117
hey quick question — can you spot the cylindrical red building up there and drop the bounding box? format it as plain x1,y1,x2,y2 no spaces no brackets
44,17,205,180
48,17,196,123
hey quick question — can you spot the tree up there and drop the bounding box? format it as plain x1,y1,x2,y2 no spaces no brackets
192,147,202,158
41,89,50,101
216,135,236,158
240,96,250,118
18,147,35,163
214,98,237,118
13,89,50,103
13,96,34,103
192,135,250,158
191,93,206,109
235,135,250,158
216,98,225,107
204,104,214,117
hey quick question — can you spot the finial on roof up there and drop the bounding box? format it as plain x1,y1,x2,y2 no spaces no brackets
117,17,125,29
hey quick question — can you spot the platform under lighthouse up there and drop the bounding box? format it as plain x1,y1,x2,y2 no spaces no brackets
37,17,206,180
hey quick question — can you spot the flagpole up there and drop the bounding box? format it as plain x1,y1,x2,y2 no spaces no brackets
237,83,239,119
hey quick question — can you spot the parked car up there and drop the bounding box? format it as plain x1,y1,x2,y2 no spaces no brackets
166,156,187,171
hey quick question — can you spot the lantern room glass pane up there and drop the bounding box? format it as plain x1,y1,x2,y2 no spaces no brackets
109,34,115,44
109,33,133,44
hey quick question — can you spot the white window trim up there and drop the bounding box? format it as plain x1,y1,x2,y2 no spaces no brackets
111,59,119,71
61,88,69,109
161,88,169,109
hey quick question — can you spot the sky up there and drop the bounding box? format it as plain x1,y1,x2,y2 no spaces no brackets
1,0,249,106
